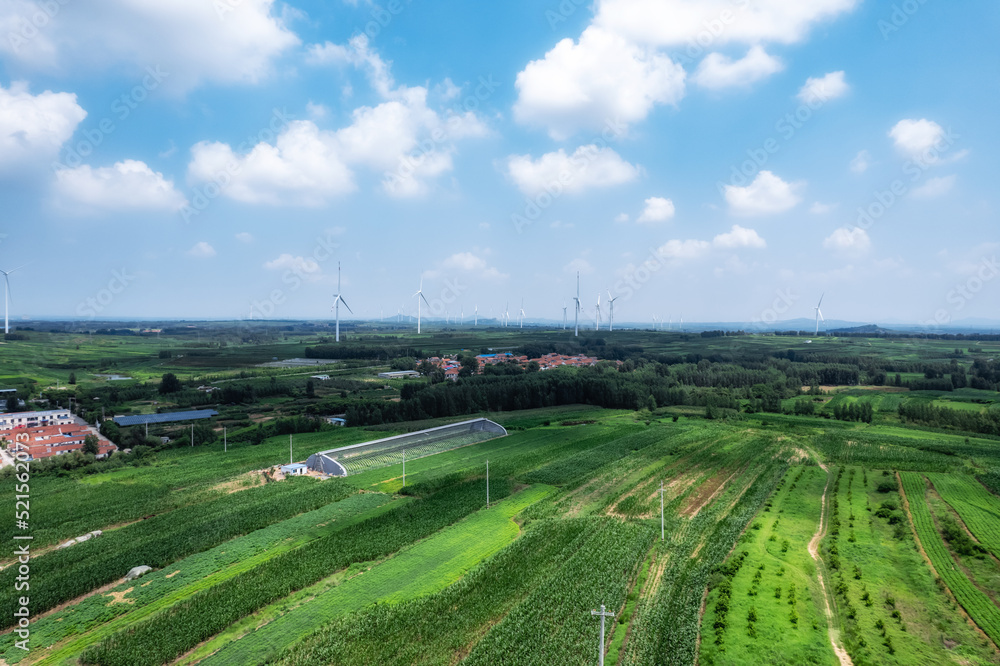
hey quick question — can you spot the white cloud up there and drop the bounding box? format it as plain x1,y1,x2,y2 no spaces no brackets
550,220,575,229
849,149,870,173
594,0,859,47
797,71,848,104
713,225,766,249
911,175,956,199
193,38,488,203
889,118,946,160
0,81,86,171
306,102,329,120
565,258,594,275
187,241,216,259
264,254,322,280
513,26,685,140
54,160,187,211
505,145,640,196
236,232,254,243
433,251,507,281
809,202,836,214
724,170,802,216
693,46,783,90
188,121,355,206
637,197,675,224
307,34,395,97
823,227,870,254
656,239,712,260
0,0,299,93
614,213,630,224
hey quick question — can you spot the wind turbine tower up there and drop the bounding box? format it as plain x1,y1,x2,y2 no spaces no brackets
331,262,352,342
573,272,581,337
814,294,825,335
519,299,526,329
413,278,430,334
595,293,602,331
607,291,618,332
1,266,23,335
563,303,568,330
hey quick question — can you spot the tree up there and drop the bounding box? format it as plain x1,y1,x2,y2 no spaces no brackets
68,372,77,385
82,434,100,456
459,355,479,378
526,360,540,373
159,373,182,394
5,391,22,412
646,394,657,411
305,379,315,398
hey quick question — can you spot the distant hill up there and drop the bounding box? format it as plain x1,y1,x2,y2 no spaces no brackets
828,324,896,335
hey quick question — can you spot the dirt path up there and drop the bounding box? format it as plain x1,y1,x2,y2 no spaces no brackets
808,461,853,666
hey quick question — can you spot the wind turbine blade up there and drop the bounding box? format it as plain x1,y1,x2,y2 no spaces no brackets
340,298,354,314
420,292,430,307
817,293,824,308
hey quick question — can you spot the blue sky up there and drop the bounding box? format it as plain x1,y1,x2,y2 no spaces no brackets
0,0,997,326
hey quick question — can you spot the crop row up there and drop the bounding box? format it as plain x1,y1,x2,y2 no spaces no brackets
0,493,395,663
928,473,1000,560
0,476,354,628
623,454,789,666
462,517,656,665
80,477,513,666
267,517,602,665
900,472,1000,644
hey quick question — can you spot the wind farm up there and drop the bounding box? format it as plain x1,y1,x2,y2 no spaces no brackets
1,3,996,666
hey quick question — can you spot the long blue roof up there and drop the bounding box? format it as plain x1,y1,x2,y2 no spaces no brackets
113,409,218,427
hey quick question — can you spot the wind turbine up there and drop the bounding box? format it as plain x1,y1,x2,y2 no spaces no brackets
814,294,825,335
652,315,658,331
503,301,510,328
474,305,478,327
331,262,353,343
518,299,526,329
595,293,602,331
1,266,23,335
413,278,430,334
607,291,619,332
573,272,581,337
461,307,464,326
562,303,568,330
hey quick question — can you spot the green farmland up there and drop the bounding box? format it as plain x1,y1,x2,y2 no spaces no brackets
3,325,1000,664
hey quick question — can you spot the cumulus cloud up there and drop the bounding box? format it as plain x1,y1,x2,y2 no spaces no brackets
637,197,676,224
911,175,956,199
713,225,766,249
565,257,594,275
54,160,187,211
797,71,848,104
505,145,640,196
264,254,323,281
0,0,299,93
594,0,859,47
889,118,951,162
693,46,783,90
187,242,216,259
236,232,254,243
823,227,870,254
0,81,86,171
809,202,836,214
656,239,711,260
724,170,802,216
426,251,507,281
513,26,685,140
189,38,487,204
849,149,870,173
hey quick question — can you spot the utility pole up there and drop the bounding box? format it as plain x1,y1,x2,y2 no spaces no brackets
402,447,406,489
486,459,489,507
289,434,293,465
224,426,227,453
190,423,194,447
591,605,615,666
660,481,666,541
